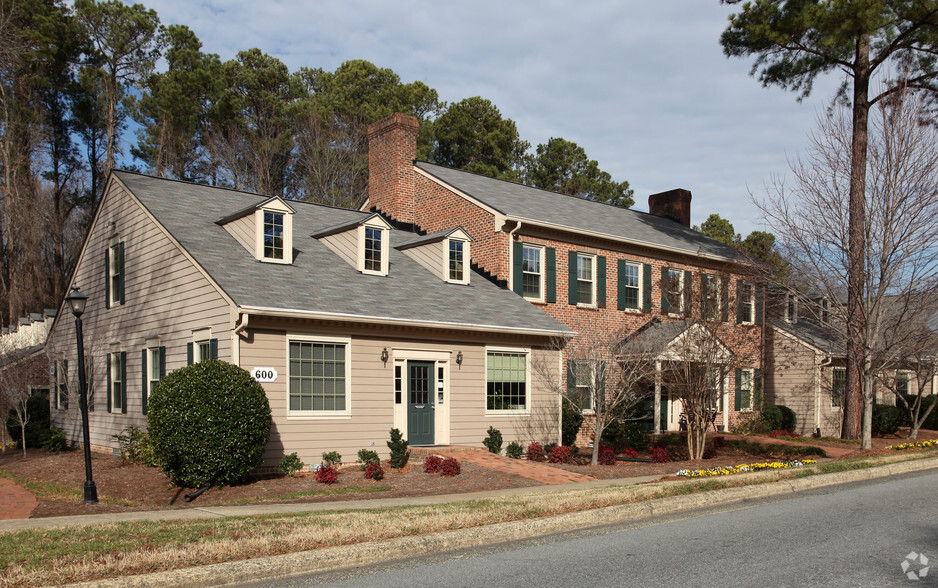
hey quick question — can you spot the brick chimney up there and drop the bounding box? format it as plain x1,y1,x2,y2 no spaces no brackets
648,189,692,227
367,112,419,225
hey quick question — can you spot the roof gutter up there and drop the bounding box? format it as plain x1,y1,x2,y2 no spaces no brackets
236,305,575,338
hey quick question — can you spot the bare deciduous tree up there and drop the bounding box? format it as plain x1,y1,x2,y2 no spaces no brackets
757,90,938,449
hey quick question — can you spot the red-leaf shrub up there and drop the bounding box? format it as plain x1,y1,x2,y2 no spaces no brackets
549,445,572,463
315,463,338,484
423,455,443,473
440,457,461,476
769,429,799,438
526,442,546,462
365,461,384,480
651,446,670,463
598,446,617,465
623,447,638,459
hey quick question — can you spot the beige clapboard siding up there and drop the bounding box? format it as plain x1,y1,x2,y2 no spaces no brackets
222,214,255,254
319,230,357,267
241,325,560,467
402,242,444,278
764,325,835,436
48,180,233,450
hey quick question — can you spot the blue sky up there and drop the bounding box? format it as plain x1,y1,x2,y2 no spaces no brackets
139,1,844,236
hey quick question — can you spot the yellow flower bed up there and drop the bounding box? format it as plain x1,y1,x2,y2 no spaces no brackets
676,459,818,478
886,439,938,451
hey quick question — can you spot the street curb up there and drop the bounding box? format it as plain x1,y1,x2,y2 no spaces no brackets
68,456,938,588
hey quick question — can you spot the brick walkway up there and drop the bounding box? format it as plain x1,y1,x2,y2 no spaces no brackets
0,478,37,520
411,446,596,484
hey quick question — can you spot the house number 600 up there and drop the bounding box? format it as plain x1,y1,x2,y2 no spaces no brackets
251,368,278,382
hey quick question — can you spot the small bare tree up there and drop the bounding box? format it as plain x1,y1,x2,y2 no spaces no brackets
757,89,938,449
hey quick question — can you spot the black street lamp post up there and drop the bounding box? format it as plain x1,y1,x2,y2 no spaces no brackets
65,285,97,504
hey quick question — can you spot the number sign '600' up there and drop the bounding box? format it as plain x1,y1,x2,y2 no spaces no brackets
251,367,278,382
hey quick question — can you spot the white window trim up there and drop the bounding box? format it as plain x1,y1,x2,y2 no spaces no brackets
897,369,912,395
485,346,531,416
832,366,846,408
146,337,161,399
108,236,121,308
192,328,212,363
739,367,754,412
358,221,390,276
286,334,352,420
445,237,470,284
571,360,599,414
622,260,643,313
254,206,293,265
703,274,721,320
739,281,755,325
576,253,597,308
521,243,545,303
820,297,831,325
785,293,798,323
666,268,684,316
109,348,123,414
55,357,68,410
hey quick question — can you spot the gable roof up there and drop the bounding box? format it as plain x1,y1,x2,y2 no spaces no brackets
617,317,733,362
769,317,843,356
112,171,570,337
414,161,739,261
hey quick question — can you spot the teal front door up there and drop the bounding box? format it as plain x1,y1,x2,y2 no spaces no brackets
407,361,434,445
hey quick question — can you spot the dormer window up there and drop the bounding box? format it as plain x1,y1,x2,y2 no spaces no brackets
264,211,284,260
394,227,473,285
449,240,464,281
364,227,383,272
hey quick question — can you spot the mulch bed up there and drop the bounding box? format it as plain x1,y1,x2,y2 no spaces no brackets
2,429,935,519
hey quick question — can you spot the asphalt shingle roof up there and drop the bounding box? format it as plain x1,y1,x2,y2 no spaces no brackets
415,162,739,260
114,171,569,336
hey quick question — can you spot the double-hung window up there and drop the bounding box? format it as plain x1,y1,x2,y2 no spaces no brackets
142,342,165,414
568,360,604,412
446,237,470,284
108,350,126,414
522,245,543,300
664,268,684,314
621,261,641,311
106,238,124,307
738,282,755,324
289,339,350,414
487,350,528,411
364,227,382,273
576,254,596,307
737,368,754,412
702,274,721,320
188,329,217,364
55,358,68,410
832,367,846,407
263,211,284,260
785,293,798,323
897,371,911,395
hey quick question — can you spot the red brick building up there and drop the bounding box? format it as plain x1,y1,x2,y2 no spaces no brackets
364,113,764,438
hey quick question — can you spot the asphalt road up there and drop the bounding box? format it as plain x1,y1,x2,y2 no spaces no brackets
260,469,938,587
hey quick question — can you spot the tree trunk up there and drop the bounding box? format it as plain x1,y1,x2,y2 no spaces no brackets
843,33,871,440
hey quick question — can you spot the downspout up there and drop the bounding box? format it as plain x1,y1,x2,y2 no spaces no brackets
506,220,522,292
232,312,250,366
817,353,833,436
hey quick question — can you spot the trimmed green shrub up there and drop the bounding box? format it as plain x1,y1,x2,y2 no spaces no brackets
872,404,903,436
602,419,650,451
482,426,503,454
147,359,272,488
113,426,158,466
761,405,796,433
279,453,304,477
357,449,380,469
387,428,409,469
777,405,797,432
321,451,342,466
6,395,51,449
43,428,70,452
561,401,585,447
505,441,524,459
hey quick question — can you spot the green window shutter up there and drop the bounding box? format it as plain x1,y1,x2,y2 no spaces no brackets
683,270,692,316
566,360,577,395
660,267,670,313
106,355,112,413
120,352,127,414
187,343,193,366
209,338,218,359
159,346,166,377
617,260,626,311
597,256,606,308
754,368,762,408
736,279,745,323
104,248,110,307
755,286,764,325
141,349,148,415
512,241,524,295
734,368,742,411
642,264,652,312
568,251,578,305
719,376,725,412
545,247,556,303
598,361,607,406
700,274,710,316
721,279,729,322
117,242,125,305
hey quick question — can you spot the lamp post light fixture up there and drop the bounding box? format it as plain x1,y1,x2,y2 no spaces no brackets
65,285,98,504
